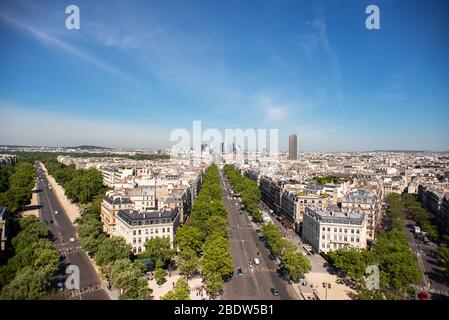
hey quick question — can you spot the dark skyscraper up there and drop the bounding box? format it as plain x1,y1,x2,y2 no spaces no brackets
289,134,298,160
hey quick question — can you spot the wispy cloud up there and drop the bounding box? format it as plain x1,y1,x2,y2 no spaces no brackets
298,14,344,101
254,94,291,122
0,13,141,85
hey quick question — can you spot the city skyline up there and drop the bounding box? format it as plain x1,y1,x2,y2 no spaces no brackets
1,0,448,151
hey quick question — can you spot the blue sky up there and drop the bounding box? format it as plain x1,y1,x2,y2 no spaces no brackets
0,0,448,151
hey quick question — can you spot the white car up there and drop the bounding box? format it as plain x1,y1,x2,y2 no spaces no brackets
69,237,75,243
54,210,59,215
253,258,260,265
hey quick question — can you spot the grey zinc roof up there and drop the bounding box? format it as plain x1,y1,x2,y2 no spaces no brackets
306,207,365,225
117,208,179,225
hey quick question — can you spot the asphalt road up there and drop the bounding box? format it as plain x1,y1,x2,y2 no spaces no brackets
219,169,298,300
403,214,449,299
35,163,109,300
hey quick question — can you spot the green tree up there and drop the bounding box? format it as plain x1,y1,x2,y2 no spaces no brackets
154,267,167,285
161,277,190,300
178,248,200,277
0,267,49,300
201,234,233,280
175,225,204,254
109,259,149,300
94,237,132,269
280,248,311,282
205,273,225,297
142,237,175,264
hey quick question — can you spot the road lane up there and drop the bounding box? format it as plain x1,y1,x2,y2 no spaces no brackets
35,163,109,300
220,169,298,300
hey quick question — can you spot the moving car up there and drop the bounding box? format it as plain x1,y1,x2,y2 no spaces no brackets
54,210,59,215
271,288,279,296
237,268,244,276
418,291,430,300
69,237,75,242
253,258,260,265
57,282,64,291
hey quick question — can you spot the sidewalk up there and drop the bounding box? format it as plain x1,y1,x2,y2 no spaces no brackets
21,182,40,218
39,162,81,223
147,271,210,300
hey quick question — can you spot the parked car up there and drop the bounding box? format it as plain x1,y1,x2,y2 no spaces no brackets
54,210,59,215
69,237,75,243
271,288,279,296
237,268,244,276
253,258,260,265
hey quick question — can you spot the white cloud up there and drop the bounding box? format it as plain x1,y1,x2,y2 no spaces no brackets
0,13,141,85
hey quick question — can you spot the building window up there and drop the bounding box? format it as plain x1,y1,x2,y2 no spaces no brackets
133,247,136,253
145,229,148,235
133,238,136,244
356,237,360,243
162,228,165,233
167,227,170,233
327,227,330,232
356,230,360,234
351,229,354,234
344,229,347,233
339,228,342,233
138,238,141,243
138,247,142,253
322,227,325,231
334,228,337,232
133,230,136,236
150,229,154,234
138,230,141,235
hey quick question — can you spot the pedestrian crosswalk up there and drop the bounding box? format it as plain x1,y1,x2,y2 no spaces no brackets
237,266,277,273
54,242,82,255
68,284,104,298
415,285,449,297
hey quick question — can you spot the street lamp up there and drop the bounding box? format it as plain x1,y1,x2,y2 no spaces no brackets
322,282,331,300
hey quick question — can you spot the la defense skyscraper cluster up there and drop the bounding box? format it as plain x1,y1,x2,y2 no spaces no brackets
289,134,298,160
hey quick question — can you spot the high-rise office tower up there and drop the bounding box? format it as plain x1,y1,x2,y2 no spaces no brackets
289,134,298,160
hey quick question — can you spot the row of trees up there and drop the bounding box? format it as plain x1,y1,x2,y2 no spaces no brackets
327,194,422,300
0,161,35,215
54,161,152,300
0,216,59,299
403,193,439,240
223,165,263,222
261,223,311,282
43,158,105,204
174,164,233,297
